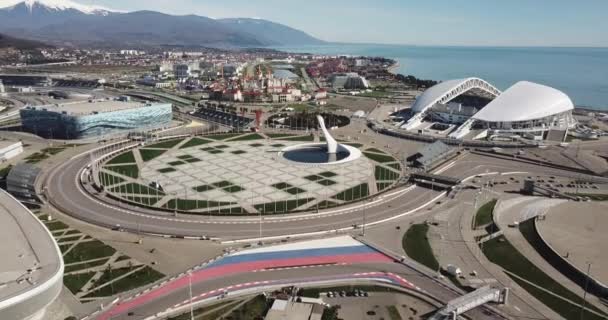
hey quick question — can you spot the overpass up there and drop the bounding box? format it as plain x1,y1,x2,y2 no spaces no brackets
431,286,509,320
409,172,461,190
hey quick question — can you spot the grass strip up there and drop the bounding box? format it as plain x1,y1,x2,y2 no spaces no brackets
402,224,439,271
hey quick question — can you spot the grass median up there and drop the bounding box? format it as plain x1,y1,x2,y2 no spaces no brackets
482,235,606,319
474,199,497,228
402,223,439,271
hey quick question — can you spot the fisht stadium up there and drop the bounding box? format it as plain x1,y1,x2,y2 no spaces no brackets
397,78,577,142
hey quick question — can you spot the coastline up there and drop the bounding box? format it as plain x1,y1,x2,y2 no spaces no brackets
275,44,608,111
387,60,400,75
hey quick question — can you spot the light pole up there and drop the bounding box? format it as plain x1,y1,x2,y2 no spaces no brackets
579,262,592,320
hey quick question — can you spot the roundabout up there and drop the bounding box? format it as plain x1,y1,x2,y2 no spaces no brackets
94,118,398,216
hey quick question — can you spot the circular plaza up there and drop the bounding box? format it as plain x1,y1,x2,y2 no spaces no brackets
96,132,402,215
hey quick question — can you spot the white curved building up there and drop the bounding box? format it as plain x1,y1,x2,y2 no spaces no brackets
403,78,501,130
0,190,63,320
403,79,576,141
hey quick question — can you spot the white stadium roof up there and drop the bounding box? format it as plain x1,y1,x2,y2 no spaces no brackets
411,77,501,114
472,81,574,122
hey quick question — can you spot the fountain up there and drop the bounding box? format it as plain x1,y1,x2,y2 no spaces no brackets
280,115,361,165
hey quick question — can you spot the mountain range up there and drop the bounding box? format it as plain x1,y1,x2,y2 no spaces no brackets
0,0,325,48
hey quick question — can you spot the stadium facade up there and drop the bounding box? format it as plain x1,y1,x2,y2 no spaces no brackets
401,78,576,141
20,100,173,139
0,190,63,320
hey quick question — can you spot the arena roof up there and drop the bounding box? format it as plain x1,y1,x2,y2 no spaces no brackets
24,100,170,116
0,190,63,315
472,81,574,122
411,78,501,114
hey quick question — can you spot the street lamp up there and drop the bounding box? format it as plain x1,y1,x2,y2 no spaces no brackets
188,271,194,320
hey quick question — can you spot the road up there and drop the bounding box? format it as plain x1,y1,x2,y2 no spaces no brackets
93,252,502,320
43,140,604,242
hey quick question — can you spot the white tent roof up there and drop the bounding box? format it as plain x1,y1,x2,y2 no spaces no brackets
411,78,469,113
473,81,573,122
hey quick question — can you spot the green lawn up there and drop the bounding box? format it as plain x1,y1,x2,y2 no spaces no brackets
99,172,125,185
41,147,68,155
105,164,139,178
58,235,83,243
375,166,400,181
332,183,369,201
363,152,396,163
266,133,297,139
122,196,162,206
315,200,339,209
227,133,265,141
139,149,167,162
24,152,49,163
64,272,95,294
386,162,402,171
106,151,136,164
402,224,439,271
228,295,271,320
206,133,243,141
280,135,315,142
254,198,314,214
0,165,12,178
44,220,70,232
474,199,497,228
164,199,237,211
84,266,165,298
64,258,109,273
193,185,215,192
318,171,338,178
110,183,165,195
377,182,393,192
157,167,177,173
63,240,117,264
145,139,184,149
366,147,387,154
179,137,212,149
482,236,606,319
386,306,403,320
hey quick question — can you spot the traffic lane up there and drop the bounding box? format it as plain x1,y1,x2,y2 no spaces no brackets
47,153,440,238
104,263,412,320
105,262,502,320
442,153,591,180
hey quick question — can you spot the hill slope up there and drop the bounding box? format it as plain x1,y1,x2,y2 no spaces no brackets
218,18,325,45
0,1,324,47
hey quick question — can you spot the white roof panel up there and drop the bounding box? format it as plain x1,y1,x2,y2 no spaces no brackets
473,81,573,122
411,78,469,113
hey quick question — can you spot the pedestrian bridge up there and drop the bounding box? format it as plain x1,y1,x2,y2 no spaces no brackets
430,286,509,320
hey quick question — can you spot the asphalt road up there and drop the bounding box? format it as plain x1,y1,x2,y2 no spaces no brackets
43,143,604,242
44,147,438,240
95,262,502,320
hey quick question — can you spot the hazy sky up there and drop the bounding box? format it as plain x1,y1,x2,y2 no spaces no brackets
61,0,608,47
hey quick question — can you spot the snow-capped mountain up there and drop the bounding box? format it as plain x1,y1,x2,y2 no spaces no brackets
0,0,117,15
0,0,324,47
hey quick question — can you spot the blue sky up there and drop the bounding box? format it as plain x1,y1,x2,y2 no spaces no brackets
78,0,607,47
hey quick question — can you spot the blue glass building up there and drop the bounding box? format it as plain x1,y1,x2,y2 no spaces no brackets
20,100,173,139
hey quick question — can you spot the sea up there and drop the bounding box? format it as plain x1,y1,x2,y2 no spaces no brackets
270,44,608,112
